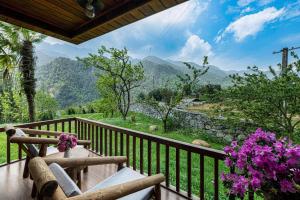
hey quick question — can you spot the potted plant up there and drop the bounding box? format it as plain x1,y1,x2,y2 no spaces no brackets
222,128,300,199
57,133,78,158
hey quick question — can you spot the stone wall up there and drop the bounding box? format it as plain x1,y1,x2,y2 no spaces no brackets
130,104,249,143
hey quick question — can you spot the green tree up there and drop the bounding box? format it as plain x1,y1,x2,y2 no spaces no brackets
0,22,45,122
177,56,209,96
227,52,300,138
79,46,144,120
143,86,182,132
35,91,58,120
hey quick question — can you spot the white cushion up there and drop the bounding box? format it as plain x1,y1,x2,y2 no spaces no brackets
49,163,82,197
86,167,154,200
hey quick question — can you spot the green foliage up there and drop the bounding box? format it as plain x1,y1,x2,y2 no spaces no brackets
177,56,209,96
0,90,28,123
227,52,300,138
37,57,99,108
35,91,58,120
79,46,144,120
197,84,223,102
143,86,182,132
0,22,46,122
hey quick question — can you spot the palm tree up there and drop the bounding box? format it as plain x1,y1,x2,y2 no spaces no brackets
18,29,45,122
0,22,46,122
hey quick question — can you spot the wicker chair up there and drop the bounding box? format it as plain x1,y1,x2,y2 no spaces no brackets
5,125,91,178
29,156,165,200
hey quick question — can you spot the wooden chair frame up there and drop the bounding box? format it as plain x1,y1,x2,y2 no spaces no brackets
29,157,165,200
5,125,91,178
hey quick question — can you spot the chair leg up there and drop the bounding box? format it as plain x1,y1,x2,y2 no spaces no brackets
83,166,88,173
31,183,37,198
23,156,30,178
154,184,161,200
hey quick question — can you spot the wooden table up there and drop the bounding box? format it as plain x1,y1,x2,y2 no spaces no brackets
46,147,93,188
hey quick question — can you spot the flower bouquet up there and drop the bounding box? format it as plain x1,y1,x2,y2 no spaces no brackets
222,128,300,200
57,133,78,157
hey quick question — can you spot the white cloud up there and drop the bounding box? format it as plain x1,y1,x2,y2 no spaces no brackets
238,0,256,7
44,37,67,45
237,0,274,7
216,7,285,42
241,7,253,14
177,35,213,63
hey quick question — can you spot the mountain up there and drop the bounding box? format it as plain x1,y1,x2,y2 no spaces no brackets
35,55,235,108
36,57,99,108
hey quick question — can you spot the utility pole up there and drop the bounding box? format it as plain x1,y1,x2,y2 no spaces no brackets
273,46,300,75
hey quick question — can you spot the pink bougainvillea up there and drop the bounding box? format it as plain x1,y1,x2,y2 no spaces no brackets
57,133,78,152
222,128,300,198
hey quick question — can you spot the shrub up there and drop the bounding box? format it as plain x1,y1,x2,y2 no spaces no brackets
222,128,300,199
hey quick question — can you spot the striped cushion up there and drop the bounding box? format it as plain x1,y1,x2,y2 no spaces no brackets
49,163,82,197
15,128,39,157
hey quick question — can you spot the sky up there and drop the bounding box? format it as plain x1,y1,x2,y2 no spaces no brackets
39,0,300,71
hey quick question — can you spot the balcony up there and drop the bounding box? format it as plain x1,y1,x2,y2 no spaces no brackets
0,117,253,200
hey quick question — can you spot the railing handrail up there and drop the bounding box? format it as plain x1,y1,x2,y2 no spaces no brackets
0,117,76,132
75,117,226,160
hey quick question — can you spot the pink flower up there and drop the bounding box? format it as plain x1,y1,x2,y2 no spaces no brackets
250,177,261,190
57,134,78,151
222,128,300,197
280,179,296,193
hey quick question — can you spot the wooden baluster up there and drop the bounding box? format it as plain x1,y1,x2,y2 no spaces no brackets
165,145,170,187
156,142,160,174
81,122,84,140
104,129,108,156
7,133,11,164
148,140,152,176
54,123,58,138
75,120,77,135
214,158,219,200
62,122,64,132
96,126,99,153
140,138,144,174
109,130,113,156
88,124,91,144
46,124,50,138
100,127,103,155
77,121,80,139
120,132,124,156
176,148,180,192
133,136,136,170
187,151,192,198
200,154,204,200
91,125,95,151
18,144,22,160
68,120,72,133
114,131,118,156
38,125,42,138
84,123,87,140
126,134,129,167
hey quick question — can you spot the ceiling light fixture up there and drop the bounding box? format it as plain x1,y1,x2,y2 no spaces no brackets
77,0,104,19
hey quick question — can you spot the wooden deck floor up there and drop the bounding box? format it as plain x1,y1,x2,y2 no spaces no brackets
0,159,186,200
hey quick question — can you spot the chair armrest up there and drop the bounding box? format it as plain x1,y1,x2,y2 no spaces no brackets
21,128,77,137
10,136,90,146
66,174,165,200
43,156,127,168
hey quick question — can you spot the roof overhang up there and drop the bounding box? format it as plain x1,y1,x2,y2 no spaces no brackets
0,0,187,44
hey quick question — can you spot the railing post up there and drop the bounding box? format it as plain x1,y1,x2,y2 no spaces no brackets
6,133,11,164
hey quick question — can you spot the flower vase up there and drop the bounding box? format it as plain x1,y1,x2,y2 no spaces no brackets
64,149,71,158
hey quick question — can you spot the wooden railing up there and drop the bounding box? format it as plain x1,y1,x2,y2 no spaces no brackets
0,117,255,200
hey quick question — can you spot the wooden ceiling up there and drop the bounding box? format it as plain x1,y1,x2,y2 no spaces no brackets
0,0,187,44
